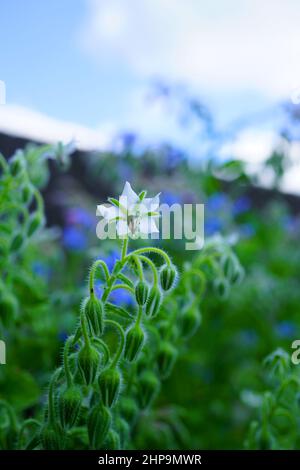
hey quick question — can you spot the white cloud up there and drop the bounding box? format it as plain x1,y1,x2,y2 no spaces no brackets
0,104,110,151
81,0,300,98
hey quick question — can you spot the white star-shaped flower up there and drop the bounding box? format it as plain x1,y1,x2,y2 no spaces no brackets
97,182,160,238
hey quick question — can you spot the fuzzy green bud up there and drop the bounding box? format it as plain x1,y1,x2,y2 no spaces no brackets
27,213,43,237
145,285,162,317
124,323,145,362
40,424,66,450
84,296,104,336
77,345,100,385
22,184,33,205
214,278,229,298
10,158,23,176
156,341,177,379
137,371,160,409
135,281,149,306
98,367,121,407
58,385,82,429
87,404,111,449
115,417,130,449
180,308,202,338
10,233,24,252
160,264,177,291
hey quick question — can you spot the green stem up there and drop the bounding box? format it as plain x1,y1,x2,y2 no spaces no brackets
139,255,159,285
18,419,40,449
132,255,144,280
63,336,74,387
80,314,91,348
0,400,18,432
89,259,110,295
105,319,125,368
48,368,61,427
110,283,135,295
92,337,110,366
127,247,171,266
121,238,128,261
136,306,143,325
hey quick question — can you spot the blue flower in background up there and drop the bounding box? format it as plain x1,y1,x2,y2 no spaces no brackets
206,192,228,211
63,227,87,251
119,132,137,148
32,261,51,280
65,207,95,228
161,191,182,206
239,223,255,238
58,331,68,343
233,196,251,216
276,321,297,339
95,280,134,307
99,250,120,273
205,217,222,235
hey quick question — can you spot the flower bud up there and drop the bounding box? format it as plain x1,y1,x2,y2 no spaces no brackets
180,308,201,338
104,429,120,450
77,345,100,385
10,157,23,176
114,417,130,449
124,323,145,362
58,385,82,429
40,424,66,450
84,296,104,336
27,213,43,237
137,371,160,409
214,278,229,299
22,184,33,205
156,341,177,379
135,281,149,306
87,404,111,449
119,397,138,424
10,233,23,252
145,286,162,318
160,264,177,291
98,367,121,407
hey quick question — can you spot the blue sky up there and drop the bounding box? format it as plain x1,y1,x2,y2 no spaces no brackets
0,0,299,165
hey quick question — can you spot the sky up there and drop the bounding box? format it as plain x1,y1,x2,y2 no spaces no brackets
0,0,300,190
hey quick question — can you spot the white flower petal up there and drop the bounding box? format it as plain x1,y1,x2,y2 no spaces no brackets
96,204,118,221
120,181,139,209
139,216,159,235
143,193,160,212
116,219,129,237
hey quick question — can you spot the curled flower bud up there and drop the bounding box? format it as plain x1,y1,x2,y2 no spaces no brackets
58,385,82,429
10,157,23,176
145,286,162,318
87,404,111,449
180,308,202,338
221,253,243,285
40,424,66,450
84,296,104,336
77,345,100,385
98,367,121,407
124,324,145,362
135,281,149,306
160,264,177,291
156,341,177,379
22,184,33,205
137,371,160,409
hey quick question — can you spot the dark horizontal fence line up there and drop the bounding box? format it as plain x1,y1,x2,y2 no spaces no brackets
1,131,300,229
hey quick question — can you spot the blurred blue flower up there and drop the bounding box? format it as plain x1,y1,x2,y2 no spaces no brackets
58,331,68,343
164,147,184,170
276,321,297,339
63,227,87,251
95,280,134,307
239,329,258,347
65,207,95,228
99,250,120,273
206,192,228,211
32,261,51,279
233,196,251,216
161,191,182,206
205,217,222,235
239,223,255,238
119,132,137,148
